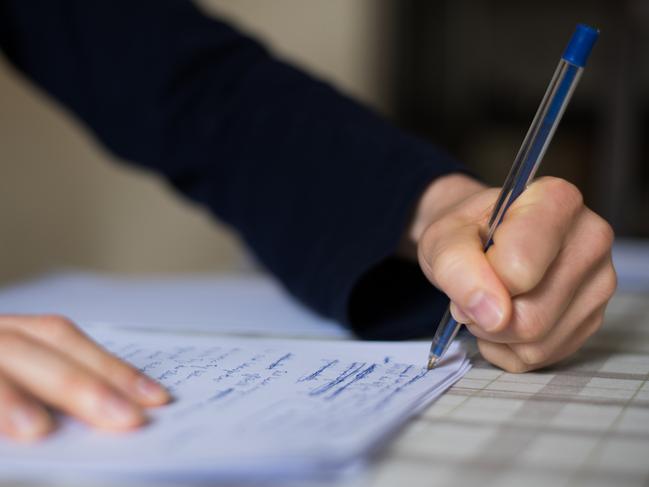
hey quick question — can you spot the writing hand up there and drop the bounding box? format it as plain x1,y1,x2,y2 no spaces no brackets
410,174,616,372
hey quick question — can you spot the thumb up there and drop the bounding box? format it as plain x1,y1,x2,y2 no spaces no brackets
418,216,511,333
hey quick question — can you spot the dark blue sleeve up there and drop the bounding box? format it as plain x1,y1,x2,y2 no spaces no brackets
0,0,462,339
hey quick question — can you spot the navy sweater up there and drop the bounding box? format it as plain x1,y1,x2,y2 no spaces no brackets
0,0,465,339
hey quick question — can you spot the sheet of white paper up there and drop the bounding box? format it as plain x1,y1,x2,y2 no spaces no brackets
0,271,350,338
612,238,649,292
0,326,470,483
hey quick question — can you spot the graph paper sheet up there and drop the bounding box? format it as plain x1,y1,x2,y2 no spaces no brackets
362,291,649,487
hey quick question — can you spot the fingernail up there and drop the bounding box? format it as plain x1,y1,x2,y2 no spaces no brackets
466,291,504,331
450,302,471,324
10,407,48,438
99,396,142,425
135,377,169,403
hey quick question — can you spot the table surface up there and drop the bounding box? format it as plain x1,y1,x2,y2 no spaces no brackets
1,291,648,487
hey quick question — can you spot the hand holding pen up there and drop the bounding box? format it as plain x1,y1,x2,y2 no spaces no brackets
403,25,617,372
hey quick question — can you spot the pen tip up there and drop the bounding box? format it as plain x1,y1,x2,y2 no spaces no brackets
427,356,440,370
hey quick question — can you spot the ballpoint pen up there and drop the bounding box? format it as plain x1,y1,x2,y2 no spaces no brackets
427,24,600,370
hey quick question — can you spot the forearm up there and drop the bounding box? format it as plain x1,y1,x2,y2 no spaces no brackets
0,0,468,332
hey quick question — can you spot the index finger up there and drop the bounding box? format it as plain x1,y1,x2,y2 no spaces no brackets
0,315,170,407
418,190,512,333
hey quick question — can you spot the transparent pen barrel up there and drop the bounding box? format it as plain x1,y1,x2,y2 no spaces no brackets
430,309,461,358
429,59,585,364
486,60,583,244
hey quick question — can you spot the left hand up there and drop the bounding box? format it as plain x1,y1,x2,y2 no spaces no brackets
408,174,617,373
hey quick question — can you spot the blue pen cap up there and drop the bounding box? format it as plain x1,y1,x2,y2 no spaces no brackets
562,24,599,67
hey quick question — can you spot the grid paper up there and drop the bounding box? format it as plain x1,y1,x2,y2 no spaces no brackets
358,291,649,487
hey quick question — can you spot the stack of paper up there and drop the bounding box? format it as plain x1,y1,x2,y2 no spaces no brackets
0,325,470,483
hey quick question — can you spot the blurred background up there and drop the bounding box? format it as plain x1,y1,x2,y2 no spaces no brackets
0,0,647,285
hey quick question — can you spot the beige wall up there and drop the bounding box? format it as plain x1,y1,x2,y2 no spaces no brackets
0,1,394,285
198,0,396,115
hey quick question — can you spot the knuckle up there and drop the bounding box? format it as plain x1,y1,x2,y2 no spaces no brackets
417,224,438,277
542,177,583,213
425,242,464,288
518,319,546,343
515,343,548,366
592,218,615,255
502,359,530,374
513,301,548,342
422,217,446,242
418,220,449,265
37,315,77,338
587,312,606,339
588,267,618,307
477,340,530,374
499,250,538,294
602,267,618,300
